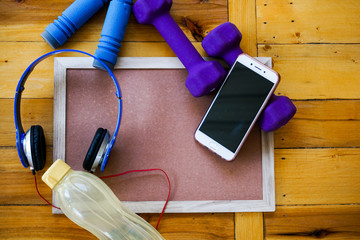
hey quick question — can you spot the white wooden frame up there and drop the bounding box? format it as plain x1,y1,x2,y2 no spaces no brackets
53,57,275,213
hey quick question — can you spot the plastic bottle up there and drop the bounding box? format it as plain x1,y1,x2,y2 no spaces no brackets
42,159,165,240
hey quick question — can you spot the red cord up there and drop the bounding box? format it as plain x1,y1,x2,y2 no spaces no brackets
34,168,171,229
100,169,171,230
34,174,61,210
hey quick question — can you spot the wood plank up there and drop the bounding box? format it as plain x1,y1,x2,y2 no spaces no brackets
258,44,360,100
229,0,257,56
235,213,263,240
0,205,234,239
275,100,360,148
0,99,53,147
230,1,262,237
264,205,360,239
141,213,234,239
0,0,227,42
3,43,359,99
257,0,360,44
275,148,360,205
0,147,54,205
275,118,360,149
290,100,360,121
0,42,207,98
4,147,360,206
0,206,96,240
171,0,228,42
3,99,360,149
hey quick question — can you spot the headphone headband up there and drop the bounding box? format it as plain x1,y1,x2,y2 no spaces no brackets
14,49,122,172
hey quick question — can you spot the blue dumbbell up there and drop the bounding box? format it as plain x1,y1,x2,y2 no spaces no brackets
93,0,132,70
41,0,110,49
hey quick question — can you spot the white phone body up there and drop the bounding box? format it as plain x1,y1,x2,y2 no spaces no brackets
195,54,280,161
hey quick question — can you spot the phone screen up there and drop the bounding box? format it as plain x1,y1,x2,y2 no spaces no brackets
199,61,275,152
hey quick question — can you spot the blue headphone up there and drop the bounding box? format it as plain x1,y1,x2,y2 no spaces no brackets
14,49,122,174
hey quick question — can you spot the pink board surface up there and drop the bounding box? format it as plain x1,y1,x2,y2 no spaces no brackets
65,68,263,203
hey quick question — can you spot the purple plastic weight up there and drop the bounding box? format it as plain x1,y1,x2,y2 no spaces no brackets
257,94,297,132
133,0,226,97
202,22,297,132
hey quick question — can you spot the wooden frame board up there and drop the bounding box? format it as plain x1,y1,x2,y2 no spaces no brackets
53,57,275,213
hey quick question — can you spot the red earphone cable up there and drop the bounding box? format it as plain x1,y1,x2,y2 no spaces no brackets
34,168,171,229
34,174,61,210
100,169,171,230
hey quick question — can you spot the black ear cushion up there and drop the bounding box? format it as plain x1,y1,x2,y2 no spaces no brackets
83,128,108,172
30,125,46,171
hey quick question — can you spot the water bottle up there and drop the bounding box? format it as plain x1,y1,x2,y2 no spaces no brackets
42,159,165,240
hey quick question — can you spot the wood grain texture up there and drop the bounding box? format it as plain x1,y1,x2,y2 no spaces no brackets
0,99,53,147
229,0,257,56
3,99,360,148
275,148,360,205
0,0,227,42
0,206,97,240
257,0,360,44
142,213,235,239
258,44,360,100
265,205,360,239
0,147,53,205
1,0,360,238
3,43,359,99
275,100,360,148
235,212,263,240
0,42,207,98
0,206,234,239
4,147,359,206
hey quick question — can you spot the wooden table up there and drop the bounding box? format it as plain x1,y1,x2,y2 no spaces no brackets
1,0,359,239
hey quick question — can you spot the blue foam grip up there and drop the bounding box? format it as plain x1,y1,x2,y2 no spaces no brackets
93,0,132,70
41,0,110,49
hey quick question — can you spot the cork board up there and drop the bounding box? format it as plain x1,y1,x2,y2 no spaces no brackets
53,57,275,213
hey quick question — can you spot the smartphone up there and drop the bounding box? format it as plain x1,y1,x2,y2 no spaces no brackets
195,54,280,161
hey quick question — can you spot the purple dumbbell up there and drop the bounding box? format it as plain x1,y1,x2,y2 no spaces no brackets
133,0,226,97
202,22,296,132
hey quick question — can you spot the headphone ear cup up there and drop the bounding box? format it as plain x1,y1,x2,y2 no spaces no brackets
30,125,46,171
83,128,108,172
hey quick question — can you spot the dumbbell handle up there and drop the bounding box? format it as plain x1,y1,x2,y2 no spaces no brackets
41,0,109,49
152,13,205,70
222,46,243,67
93,0,132,70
